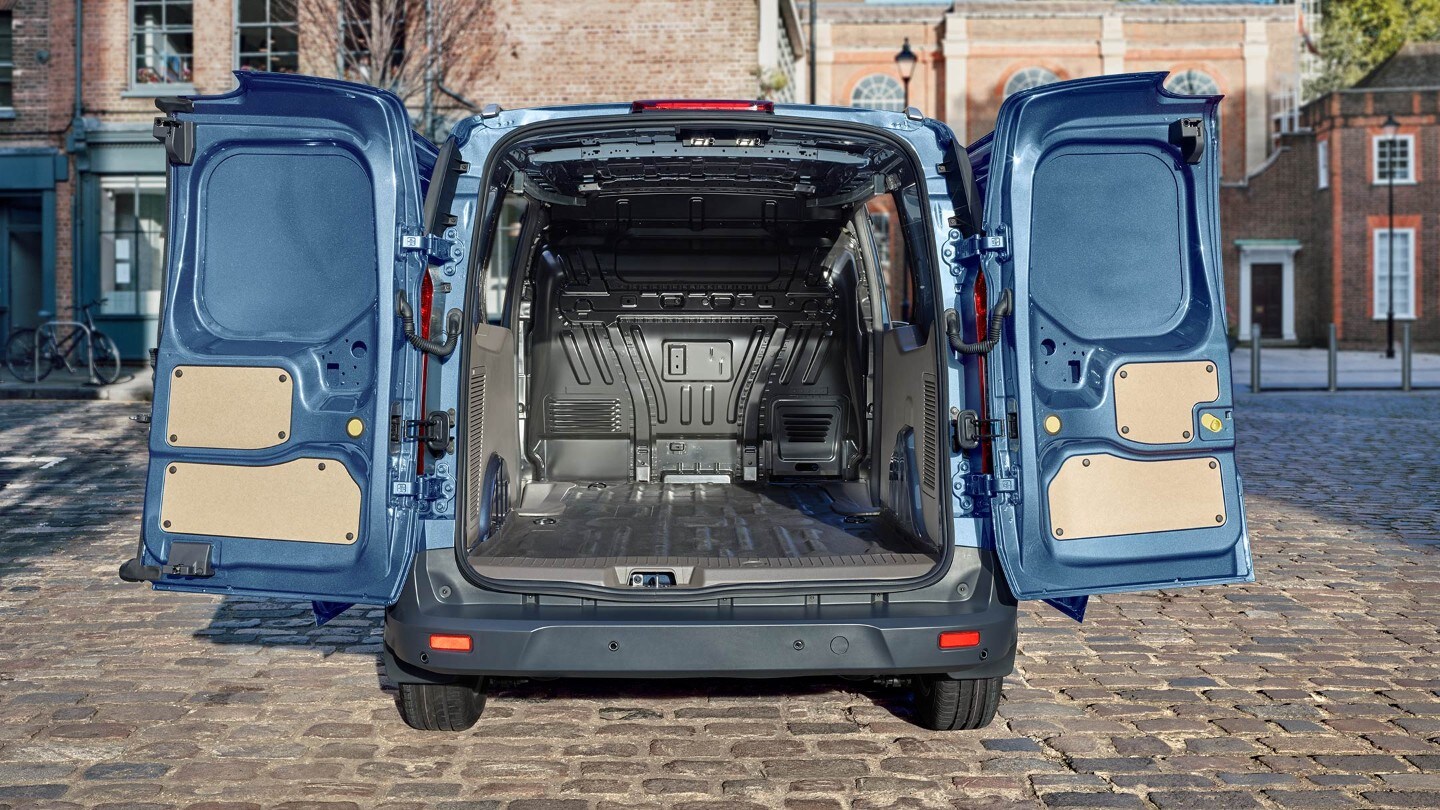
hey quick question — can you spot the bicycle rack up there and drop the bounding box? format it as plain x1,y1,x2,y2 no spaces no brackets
36,320,102,386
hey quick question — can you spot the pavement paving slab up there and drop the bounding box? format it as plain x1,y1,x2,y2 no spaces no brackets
0,391,1437,809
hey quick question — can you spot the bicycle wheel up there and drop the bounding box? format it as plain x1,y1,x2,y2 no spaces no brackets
5,328,51,382
89,332,124,385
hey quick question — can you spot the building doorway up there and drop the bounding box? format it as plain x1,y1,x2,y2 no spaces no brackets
1237,241,1300,343
1250,263,1284,339
0,195,44,337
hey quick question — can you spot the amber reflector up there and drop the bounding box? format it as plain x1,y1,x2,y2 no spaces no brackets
938,630,981,650
429,633,473,652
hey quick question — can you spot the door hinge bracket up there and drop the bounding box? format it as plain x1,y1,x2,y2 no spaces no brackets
151,116,195,166
957,226,1010,263
400,232,456,264
392,474,448,502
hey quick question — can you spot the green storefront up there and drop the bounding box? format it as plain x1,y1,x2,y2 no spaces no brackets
74,122,168,361
0,148,66,340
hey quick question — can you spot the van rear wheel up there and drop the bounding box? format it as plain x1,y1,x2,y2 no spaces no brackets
396,678,487,731
911,674,1002,731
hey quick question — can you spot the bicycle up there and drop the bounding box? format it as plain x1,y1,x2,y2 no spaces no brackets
4,299,123,385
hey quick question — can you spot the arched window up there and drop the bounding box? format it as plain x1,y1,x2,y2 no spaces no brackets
1003,67,1059,98
1165,70,1220,96
850,74,906,112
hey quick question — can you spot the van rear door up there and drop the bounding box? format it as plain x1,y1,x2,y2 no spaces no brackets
974,73,1251,615
121,74,432,607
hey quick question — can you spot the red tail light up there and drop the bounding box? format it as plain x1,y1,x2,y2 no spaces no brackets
429,633,473,652
939,630,981,650
631,99,774,113
419,271,434,341
973,271,992,475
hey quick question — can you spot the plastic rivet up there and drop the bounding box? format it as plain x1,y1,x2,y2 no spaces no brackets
174,368,183,377
162,520,171,528
1118,370,1127,378
1205,364,1214,373
1121,426,1130,435
1055,528,1064,537
1082,458,1090,467
278,431,286,439
1214,515,1224,523
169,434,177,442
318,462,326,471
168,465,177,474
1209,461,1217,469
1183,431,1192,439
345,532,355,540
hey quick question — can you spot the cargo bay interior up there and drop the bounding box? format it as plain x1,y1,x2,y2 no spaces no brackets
456,117,957,588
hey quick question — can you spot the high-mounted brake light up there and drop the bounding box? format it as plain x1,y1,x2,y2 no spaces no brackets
630,99,775,113
938,630,981,650
429,633,473,652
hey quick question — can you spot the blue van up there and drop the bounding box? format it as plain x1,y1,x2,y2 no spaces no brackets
121,71,1251,732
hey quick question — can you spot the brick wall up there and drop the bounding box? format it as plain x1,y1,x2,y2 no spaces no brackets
1220,134,1330,345
1224,88,1440,350
0,0,75,317
467,0,763,110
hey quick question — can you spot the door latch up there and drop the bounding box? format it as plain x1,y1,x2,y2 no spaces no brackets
391,411,451,457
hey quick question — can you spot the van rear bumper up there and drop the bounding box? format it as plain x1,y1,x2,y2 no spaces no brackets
384,576,1018,681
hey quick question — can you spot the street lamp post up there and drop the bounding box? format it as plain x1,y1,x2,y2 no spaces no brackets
894,38,917,110
1383,114,1399,359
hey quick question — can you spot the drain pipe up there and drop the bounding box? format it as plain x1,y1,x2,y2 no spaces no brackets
69,0,85,318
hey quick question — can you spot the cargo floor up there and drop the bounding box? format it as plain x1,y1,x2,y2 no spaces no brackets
467,482,937,584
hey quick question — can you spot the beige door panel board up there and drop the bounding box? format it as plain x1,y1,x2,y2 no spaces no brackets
1113,360,1219,444
161,458,361,545
166,365,293,449
1047,453,1225,540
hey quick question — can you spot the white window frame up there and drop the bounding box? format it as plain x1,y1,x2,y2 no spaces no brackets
1004,67,1059,99
1317,138,1329,189
1372,227,1417,320
1372,134,1415,185
849,74,906,113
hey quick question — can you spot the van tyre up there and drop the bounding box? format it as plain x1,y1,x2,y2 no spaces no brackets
912,674,1002,731
397,678,486,731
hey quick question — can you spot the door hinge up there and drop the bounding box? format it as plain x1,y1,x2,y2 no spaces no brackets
400,232,456,264
393,475,448,501
390,411,452,457
957,226,1010,263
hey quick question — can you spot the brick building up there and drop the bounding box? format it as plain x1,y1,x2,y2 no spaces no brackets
0,0,804,360
809,0,1304,181
1223,43,1440,348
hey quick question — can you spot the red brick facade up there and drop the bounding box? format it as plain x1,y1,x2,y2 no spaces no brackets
1223,86,1440,349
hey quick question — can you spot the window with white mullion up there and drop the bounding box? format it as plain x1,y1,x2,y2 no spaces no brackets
1373,228,1416,320
1373,134,1415,184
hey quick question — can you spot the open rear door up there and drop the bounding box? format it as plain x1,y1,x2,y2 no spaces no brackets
978,73,1252,614
123,73,430,606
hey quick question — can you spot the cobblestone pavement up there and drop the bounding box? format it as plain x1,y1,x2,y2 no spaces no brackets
0,393,1437,810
